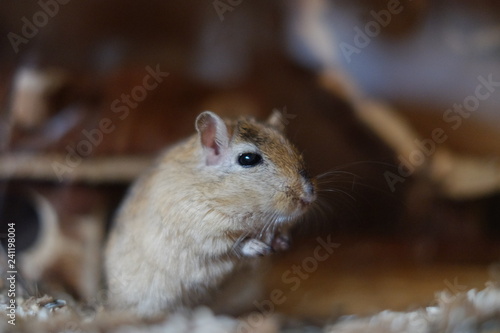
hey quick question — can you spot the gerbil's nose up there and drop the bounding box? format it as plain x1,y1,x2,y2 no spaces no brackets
299,169,316,205
301,182,316,204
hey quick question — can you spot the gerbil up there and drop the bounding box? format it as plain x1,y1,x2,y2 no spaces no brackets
104,110,316,317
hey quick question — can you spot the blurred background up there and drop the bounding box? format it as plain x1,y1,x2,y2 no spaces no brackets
1,0,500,321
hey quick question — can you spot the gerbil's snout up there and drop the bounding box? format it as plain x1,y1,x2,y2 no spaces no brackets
299,169,316,208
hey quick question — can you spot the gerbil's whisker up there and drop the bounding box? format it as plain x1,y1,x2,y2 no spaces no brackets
316,170,359,180
318,188,357,202
258,220,271,239
259,214,279,239
316,160,397,177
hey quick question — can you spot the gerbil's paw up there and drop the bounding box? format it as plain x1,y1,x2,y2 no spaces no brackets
272,233,291,252
240,239,272,257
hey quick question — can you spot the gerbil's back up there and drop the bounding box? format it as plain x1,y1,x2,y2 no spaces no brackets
117,136,199,218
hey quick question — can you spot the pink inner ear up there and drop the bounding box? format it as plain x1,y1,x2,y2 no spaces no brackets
196,112,229,165
201,121,220,155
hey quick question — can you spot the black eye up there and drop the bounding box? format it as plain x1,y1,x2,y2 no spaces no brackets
238,153,262,167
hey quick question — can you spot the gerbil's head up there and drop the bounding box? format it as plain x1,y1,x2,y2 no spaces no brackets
194,110,316,231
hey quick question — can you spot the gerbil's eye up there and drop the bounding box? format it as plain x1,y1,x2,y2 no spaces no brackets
238,153,262,167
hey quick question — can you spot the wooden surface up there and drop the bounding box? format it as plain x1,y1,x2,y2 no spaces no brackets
267,236,496,320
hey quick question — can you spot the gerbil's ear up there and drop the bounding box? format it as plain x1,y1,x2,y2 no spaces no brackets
195,111,230,165
267,109,285,133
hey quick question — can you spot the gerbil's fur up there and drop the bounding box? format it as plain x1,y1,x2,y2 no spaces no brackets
104,111,316,318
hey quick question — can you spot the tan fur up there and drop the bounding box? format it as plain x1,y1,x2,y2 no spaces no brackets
104,111,316,318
